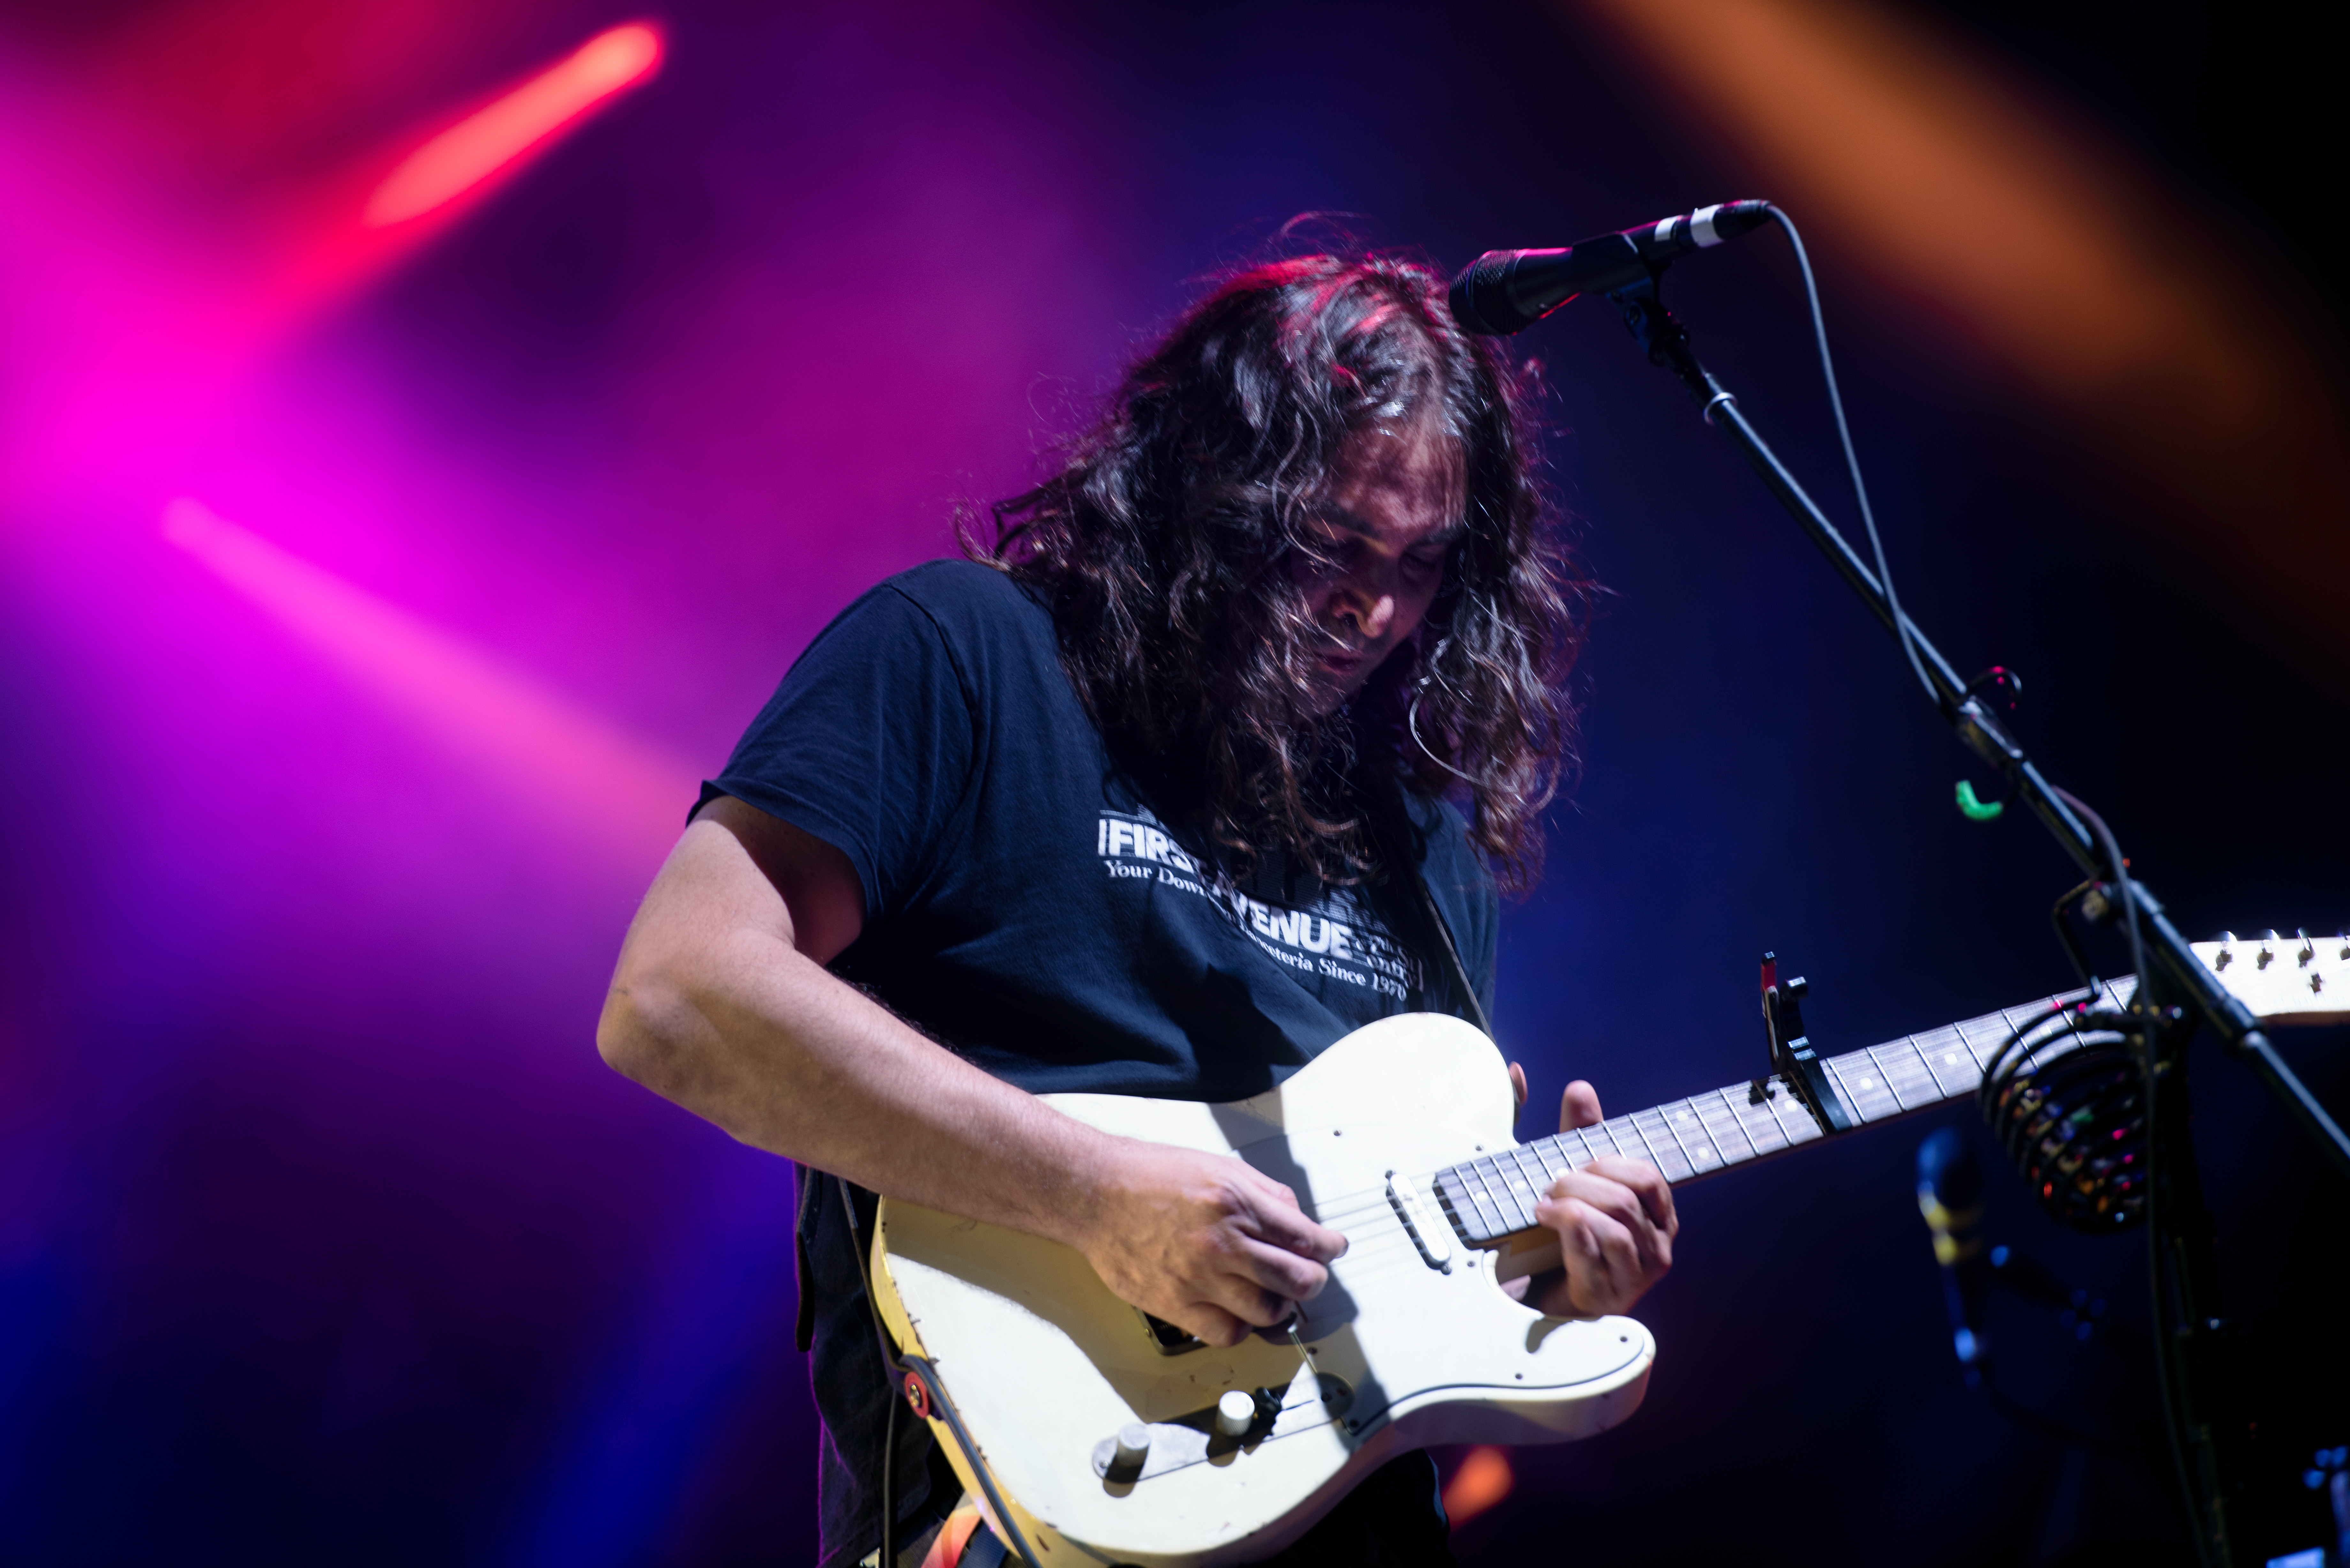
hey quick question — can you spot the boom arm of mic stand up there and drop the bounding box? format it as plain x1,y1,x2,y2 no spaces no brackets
1606,274,2350,1180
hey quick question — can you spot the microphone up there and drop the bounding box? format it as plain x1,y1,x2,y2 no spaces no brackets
1916,1127,1988,1386
1448,200,1774,335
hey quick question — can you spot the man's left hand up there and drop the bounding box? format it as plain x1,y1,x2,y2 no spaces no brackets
1528,1078,1676,1317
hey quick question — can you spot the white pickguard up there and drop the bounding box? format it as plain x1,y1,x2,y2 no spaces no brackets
871,1015,1653,1567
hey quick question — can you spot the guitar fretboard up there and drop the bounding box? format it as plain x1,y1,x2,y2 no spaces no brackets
1431,979,2133,1247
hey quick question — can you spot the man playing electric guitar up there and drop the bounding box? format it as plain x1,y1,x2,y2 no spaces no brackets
597,252,1678,1566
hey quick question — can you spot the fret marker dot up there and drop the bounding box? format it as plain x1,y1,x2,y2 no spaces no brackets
1944,1053,1959,1064
1858,1076,1874,1088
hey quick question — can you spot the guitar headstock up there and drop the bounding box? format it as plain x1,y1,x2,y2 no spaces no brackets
2195,930,2350,1026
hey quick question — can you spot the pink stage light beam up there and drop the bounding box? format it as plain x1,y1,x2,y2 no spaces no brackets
162,498,697,870
364,22,664,229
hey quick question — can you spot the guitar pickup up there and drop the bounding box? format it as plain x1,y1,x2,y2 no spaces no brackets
1386,1170,1453,1272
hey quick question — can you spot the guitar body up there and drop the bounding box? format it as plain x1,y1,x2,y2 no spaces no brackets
870,1014,1654,1567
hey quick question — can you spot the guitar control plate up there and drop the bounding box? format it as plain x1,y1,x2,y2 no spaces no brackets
1089,1373,1352,1488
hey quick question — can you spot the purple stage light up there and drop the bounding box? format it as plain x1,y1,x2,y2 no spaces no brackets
162,497,698,871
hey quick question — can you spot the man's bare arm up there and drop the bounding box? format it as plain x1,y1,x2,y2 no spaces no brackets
595,795,1344,1347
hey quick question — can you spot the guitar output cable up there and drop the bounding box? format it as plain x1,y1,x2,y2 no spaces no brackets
841,1179,1046,1568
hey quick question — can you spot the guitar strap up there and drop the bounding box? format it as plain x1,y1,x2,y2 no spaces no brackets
1373,787,1494,1040
792,1161,820,1353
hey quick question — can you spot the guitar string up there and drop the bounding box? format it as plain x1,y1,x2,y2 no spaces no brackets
1291,1087,1823,1228
1292,1031,2024,1234
1215,992,2096,1251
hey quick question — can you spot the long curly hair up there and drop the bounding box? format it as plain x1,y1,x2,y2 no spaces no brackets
967,251,1589,894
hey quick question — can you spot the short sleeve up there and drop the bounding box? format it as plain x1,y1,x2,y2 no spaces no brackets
699,583,977,921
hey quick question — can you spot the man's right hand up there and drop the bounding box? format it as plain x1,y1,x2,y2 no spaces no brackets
1072,1139,1349,1349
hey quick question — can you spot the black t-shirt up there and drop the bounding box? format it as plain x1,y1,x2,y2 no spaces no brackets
702,560,1494,1566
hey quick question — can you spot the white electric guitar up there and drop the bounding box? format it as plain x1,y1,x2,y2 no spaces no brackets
870,933,2347,1567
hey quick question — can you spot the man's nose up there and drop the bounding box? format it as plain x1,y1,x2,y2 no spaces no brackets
1333,572,1397,640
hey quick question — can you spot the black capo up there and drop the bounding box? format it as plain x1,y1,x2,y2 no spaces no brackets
1760,952,1856,1134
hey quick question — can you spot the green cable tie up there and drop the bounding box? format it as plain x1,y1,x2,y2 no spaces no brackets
1955,780,2005,822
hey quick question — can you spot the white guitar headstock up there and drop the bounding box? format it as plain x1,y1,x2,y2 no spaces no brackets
2195,930,2350,1026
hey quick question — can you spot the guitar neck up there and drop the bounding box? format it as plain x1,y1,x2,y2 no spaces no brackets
1433,978,2137,1248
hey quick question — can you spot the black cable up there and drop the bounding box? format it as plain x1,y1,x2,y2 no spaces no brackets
838,1177,1047,1568
1764,204,1940,710
2047,787,2209,1555
842,1180,899,1568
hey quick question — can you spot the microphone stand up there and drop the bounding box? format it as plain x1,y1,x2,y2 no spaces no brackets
1601,270,2350,1568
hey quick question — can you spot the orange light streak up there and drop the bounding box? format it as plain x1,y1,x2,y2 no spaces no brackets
1568,0,2349,649
162,498,697,869
1570,0,2240,405
364,22,663,228
1440,1446,1515,1526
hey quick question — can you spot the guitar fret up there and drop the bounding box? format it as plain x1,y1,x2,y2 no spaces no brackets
1733,1083,1793,1157
1457,1152,1513,1241
1502,1144,1548,1214
1766,1080,1816,1147
1440,1165,1501,1240
1603,1116,1642,1161
1675,1097,1730,1173
1954,1013,2008,1073
1509,1152,1545,1220
1657,1100,1714,1176
1856,1050,1906,1120
1772,1086,1826,1149
1631,1106,1695,1182
1998,1007,2041,1069
1499,1142,1538,1202
1542,1134,1577,1184
1698,1087,1758,1167
1822,1053,1896,1125
1898,1033,1943,1098
1912,1025,1973,1096
1855,1043,1903,1112
1488,1154,1538,1230
1821,1055,1866,1122
1430,981,2182,1217
1525,1135,1567,1189
1872,1038,1937,1111
1614,1109,1661,1171
1615,1112,1662,1172
1478,1160,1522,1233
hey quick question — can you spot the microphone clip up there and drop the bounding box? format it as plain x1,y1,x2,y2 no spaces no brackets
1607,271,1683,366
